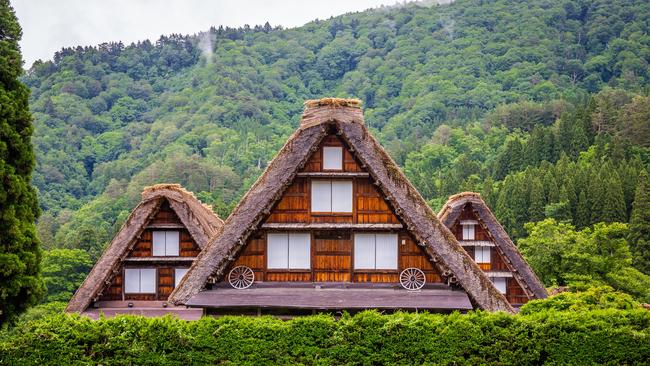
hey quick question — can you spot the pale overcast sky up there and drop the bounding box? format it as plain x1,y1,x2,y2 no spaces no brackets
12,0,399,68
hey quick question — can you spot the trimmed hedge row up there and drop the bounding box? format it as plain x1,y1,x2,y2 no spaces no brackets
1,309,648,365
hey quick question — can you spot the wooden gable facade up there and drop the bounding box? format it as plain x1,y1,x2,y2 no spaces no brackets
171,98,514,314
99,200,202,302
66,184,223,318
228,131,444,286
439,192,548,306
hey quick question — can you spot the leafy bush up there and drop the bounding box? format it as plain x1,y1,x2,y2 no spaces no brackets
1,308,648,365
519,286,639,314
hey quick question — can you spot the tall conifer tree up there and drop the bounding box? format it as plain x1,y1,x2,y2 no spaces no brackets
629,170,650,274
0,0,44,323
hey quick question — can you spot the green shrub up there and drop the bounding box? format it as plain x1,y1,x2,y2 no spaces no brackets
1,307,648,365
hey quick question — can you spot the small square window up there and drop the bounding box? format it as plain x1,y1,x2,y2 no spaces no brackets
462,224,475,240
354,233,398,270
124,268,156,293
311,180,352,213
152,231,180,256
323,146,343,170
474,247,491,263
267,232,311,269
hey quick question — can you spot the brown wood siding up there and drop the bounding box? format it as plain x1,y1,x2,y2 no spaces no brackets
357,179,400,224
313,231,352,282
492,248,510,271
150,200,180,224
399,232,443,283
266,178,309,223
99,273,123,301
158,267,174,299
506,277,529,305
230,235,265,281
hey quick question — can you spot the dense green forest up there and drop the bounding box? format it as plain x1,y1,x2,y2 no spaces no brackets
19,0,650,304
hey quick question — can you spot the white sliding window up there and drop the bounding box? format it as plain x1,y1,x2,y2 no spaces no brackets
152,231,180,256
174,268,189,287
354,233,398,270
461,220,477,240
323,146,343,170
474,247,491,264
311,180,352,213
492,277,507,294
124,268,156,293
267,232,311,269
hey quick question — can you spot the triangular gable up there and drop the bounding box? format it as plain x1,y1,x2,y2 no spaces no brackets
171,99,514,313
66,184,223,313
439,192,548,300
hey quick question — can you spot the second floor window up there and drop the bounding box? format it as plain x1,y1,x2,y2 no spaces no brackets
174,268,189,287
311,180,353,212
152,231,180,256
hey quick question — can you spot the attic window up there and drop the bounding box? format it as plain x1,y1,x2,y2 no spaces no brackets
492,277,507,294
323,146,343,170
124,268,156,293
354,233,398,270
267,232,311,269
152,231,180,256
461,220,477,240
311,180,353,212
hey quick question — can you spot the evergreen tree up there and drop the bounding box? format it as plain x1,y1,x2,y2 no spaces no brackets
575,190,591,229
0,0,44,323
629,170,650,274
528,176,545,222
601,171,627,223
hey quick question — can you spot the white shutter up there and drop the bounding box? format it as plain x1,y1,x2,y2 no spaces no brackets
323,146,343,170
174,268,189,287
124,269,140,293
165,231,180,256
375,233,398,269
492,277,507,294
140,268,156,293
354,233,376,269
288,233,311,269
475,247,491,263
311,181,332,212
267,233,289,269
152,231,166,256
462,224,475,240
331,180,353,212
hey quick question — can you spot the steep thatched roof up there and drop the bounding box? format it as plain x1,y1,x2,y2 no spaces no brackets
170,98,514,313
66,184,223,313
438,192,548,300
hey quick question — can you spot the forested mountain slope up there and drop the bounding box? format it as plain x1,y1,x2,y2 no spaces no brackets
21,0,650,301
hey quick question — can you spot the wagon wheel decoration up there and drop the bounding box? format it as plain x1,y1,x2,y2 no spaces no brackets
400,267,426,291
228,266,255,289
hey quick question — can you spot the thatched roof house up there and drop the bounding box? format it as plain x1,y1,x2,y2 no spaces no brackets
66,184,223,317
439,192,547,303
170,98,514,313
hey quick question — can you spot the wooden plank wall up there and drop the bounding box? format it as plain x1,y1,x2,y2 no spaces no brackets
224,230,443,284
98,200,201,302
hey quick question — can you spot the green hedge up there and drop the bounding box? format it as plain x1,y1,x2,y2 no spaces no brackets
1,309,648,365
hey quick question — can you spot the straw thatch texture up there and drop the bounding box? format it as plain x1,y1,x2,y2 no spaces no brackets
439,192,548,300
170,102,514,313
66,184,223,313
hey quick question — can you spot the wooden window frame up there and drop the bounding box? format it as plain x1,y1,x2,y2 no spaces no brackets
353,232,399,271
152,230,180,257
266,232,312,270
